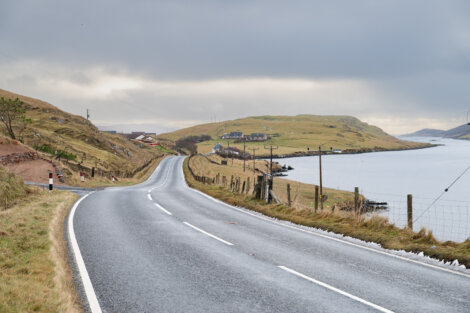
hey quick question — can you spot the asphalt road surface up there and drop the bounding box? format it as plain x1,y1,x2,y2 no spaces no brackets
70,156,470,313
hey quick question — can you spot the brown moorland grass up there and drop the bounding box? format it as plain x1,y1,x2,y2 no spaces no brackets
188,154,359,209
0,190,81,312
184,157,470,268
0,89,164,185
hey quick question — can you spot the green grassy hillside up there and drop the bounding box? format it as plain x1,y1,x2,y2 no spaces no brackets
158,115,430,156
0,89,164,179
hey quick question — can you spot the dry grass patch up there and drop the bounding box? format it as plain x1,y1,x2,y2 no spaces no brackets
0,190,81,313
184,158,470,268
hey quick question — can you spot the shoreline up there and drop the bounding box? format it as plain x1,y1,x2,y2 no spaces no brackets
254,143,438,160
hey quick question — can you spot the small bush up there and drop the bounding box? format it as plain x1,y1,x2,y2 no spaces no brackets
34,144,77,161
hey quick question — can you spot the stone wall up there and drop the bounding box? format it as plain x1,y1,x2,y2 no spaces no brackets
0,151,39,166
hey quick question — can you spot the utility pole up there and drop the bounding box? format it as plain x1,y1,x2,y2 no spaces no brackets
86,109,90,120
243,138,246,172
249,147,259,174
264,145,279,176
319,145,323,210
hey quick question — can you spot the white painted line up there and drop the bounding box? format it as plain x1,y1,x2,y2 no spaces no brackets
147,194,153,201
183,222,234,246
68,192,103,313
278,266,394,313
148,158,174,193
186,183,470,279
154,203,172,215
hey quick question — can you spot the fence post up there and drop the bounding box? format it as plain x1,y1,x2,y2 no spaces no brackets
242,180,246,193
255,175,263,199
314,185,319,212
407,194,413,229
287,183,291,207
354,187,359,213
246,177,250,194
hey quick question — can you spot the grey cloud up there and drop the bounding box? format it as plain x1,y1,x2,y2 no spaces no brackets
1,0,470,134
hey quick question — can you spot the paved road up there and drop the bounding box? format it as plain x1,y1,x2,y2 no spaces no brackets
71,156,470,313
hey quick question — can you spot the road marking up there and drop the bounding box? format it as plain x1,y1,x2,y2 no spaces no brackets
154,203,172,215
278,266,395,313
148,159,174,193
183,222,234,246
68,192,103,313
147,194,153,201
186,181,470,279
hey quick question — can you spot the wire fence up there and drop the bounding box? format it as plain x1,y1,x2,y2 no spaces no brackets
363,191,470,243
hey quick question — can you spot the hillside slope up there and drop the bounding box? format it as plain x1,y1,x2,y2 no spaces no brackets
0,89,163,182
158,115,430,156
404,124,470,140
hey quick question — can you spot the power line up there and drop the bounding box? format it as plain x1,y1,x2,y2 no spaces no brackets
413,165,470,223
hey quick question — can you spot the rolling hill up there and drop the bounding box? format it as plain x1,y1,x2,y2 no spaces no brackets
158,115,430,157
0,89,165,183
404,124,470,140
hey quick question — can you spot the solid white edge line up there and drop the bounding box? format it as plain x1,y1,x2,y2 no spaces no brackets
182,167,470,279
68,192,103,313
154,203,173,215
147,194,153,201
183,222,234,246
278,266,395,313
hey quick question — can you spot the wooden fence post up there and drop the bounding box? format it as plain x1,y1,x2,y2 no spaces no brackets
246,177,250,194
255,175,263,199
242,180,246,193
287,183,291,207
354,187,359,213
314,185,319,212
407,194,413,229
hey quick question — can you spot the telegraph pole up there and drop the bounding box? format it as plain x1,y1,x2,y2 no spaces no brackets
319,145,323,210
264,145,279,176
249,147,259,174
86,109,90,120
243,138,247,172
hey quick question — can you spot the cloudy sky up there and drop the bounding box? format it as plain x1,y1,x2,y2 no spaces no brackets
1,0,470,134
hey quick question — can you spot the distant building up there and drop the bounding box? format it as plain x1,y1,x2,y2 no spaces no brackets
135,135,145,141
212,142,223,153
221,131,243,139
104,130,117,134
248,133,268,141
332,149,342,154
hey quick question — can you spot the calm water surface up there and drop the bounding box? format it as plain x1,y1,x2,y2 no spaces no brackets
273,137,470,242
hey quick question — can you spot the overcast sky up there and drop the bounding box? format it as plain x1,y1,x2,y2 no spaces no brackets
1,0,470,134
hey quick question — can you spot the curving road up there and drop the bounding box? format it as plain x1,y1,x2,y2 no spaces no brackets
70,156,470,313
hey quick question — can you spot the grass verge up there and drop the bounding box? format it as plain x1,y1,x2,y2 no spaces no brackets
0,189,82,312
184,157,470,268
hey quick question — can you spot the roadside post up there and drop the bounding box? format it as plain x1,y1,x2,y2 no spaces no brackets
80,171,85,183
314,185,319,212
407,194,413,229
49,172,53,191
354,187,359,213
287,183,292,207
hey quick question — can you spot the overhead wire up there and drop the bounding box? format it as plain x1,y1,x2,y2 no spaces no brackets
413,165,470,223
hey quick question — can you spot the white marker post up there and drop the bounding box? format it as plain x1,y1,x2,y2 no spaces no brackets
49,172,53,191
80,171,85,183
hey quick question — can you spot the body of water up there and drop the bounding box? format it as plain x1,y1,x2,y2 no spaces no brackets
273,137,470,242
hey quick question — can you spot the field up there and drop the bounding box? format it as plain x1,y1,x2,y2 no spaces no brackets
188,154,357,210
159,115,430,157
184,156,470,267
